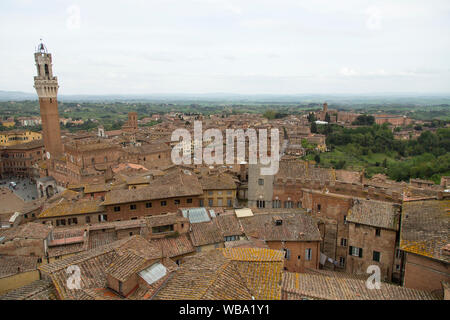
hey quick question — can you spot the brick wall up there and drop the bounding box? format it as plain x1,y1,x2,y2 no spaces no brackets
403,253,450,293
105,196,201,221
347,223,397,281
266,240,320,273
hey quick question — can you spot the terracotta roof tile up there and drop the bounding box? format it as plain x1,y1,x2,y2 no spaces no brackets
282,271,439,300
39,199,104,218
214,213,243,237
0,279,56,300
105,251,149,282
103,170,203,205
239,212,321,242
347,199,401,230
39,236,163,300
146,213,187,228
0,222,51,242
154,248,283,300
150,234,195,258
189,221,223,247
198,172,237,190
0,255,38,279
400,200,449,262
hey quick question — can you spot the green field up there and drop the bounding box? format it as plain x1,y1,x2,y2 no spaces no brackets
304,145,398,175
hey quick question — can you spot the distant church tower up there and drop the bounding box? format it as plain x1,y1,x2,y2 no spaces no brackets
33,42,63,160
128,112,138,130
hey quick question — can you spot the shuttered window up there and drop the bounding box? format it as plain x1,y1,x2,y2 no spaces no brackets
349,246,363,257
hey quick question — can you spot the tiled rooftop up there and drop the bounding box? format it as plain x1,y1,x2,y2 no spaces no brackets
0,222,51,242
189,221,223,247
0,279,56,300
239,212,321,242
198,172,237,190
282,271,439,300
0,255,38,279
39,199,104,218
103,170,203,205
347,199,401,230
400,200,449,262
214,213,244,237
154,248,284,300
150,234,195,258
39,236,163,300
106,250,149,282
146,212,187,228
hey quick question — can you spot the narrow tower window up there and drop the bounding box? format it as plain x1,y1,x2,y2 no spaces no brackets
45,64,49,77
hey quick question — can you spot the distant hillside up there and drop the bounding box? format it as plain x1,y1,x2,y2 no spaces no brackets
0,90,450,106
0,90,37,101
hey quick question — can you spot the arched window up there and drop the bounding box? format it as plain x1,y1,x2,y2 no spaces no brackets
44,64,49,77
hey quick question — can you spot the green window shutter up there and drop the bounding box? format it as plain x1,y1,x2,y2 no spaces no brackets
359,248,363,258
349,246,353,255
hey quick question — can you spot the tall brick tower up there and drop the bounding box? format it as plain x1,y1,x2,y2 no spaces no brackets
128,112,138,130
122,111,138,132
33,42,63,160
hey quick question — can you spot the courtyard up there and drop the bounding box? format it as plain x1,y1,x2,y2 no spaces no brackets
0,177,39,202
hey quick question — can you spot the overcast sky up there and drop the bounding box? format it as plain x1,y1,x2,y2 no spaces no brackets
1,0,450,95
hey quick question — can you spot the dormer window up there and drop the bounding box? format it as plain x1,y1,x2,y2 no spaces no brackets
273,216,283,225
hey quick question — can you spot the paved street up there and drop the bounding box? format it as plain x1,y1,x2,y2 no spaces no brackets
0,177,38,202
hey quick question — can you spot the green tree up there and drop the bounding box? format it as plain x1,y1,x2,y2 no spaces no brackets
307,112,316,123
263,110,276,120
352,114,375,126
311,121,318,133
314,154,321,164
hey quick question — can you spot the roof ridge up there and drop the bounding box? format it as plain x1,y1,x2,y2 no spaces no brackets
39,236,136,273
198,259,232,299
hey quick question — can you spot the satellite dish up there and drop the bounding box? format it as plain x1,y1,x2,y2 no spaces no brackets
46,151,51,159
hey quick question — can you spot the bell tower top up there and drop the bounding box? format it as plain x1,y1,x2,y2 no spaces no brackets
34,41,59,98
36,41,48,54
